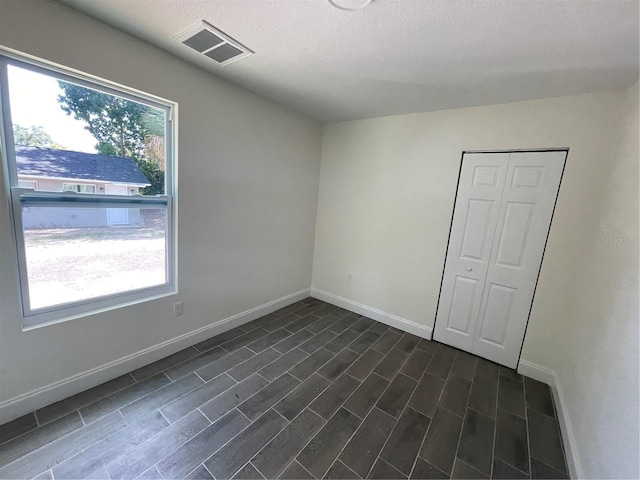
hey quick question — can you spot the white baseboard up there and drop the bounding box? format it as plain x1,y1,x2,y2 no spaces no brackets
310,287,433,340
0,288,310,425
518,359,582,479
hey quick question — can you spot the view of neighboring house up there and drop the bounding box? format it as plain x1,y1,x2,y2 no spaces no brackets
16,145,151,228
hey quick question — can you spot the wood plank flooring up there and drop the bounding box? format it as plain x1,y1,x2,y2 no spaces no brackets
0,298,569,479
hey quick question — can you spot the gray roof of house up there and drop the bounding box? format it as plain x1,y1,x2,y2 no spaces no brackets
15,145,151,185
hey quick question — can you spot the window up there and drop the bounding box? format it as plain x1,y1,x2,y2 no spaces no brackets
18,180,37,190
0,51,176,327
62,183,96,193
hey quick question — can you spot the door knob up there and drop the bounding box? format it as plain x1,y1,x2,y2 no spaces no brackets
466,267,473,272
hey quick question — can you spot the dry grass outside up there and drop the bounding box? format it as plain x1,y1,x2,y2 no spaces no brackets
24,225,166,310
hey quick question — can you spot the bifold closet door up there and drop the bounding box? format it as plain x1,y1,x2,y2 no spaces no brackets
434,150,566,368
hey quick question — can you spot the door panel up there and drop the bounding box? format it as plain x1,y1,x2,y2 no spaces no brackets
472,165,501,186
446,276,480,335
435,150,566,368
477,283,515,346
433,153,509,351
511,166,544,188
494,202,535,268
460,199,495,261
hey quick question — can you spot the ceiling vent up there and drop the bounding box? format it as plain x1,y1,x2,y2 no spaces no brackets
173,21,253,67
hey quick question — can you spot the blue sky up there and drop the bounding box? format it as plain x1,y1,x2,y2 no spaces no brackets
8,65,97,153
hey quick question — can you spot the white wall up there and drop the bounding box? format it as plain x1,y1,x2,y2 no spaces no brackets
0,0,322,414
524,82,638,479
313,86,639,478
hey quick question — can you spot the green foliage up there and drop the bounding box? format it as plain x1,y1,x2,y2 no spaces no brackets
141,109,165,137
57,82,148,160
95,141,118,157
13,124,63,149
57,81,166,193
138,161,165,196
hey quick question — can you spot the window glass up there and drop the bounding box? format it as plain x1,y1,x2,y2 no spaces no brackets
8,64,166,196
22,204,167,310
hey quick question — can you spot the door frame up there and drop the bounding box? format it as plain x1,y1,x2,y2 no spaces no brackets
432,148,569,368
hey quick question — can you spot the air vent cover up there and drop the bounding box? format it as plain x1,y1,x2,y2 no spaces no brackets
173,21,253,66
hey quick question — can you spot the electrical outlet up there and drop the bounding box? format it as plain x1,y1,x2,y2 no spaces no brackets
174,301,184,316
347,274,353,283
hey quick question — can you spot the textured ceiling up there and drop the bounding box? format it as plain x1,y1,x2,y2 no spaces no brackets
58,0,639,123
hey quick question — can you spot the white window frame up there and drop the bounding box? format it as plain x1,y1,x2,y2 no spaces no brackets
0,49,178,329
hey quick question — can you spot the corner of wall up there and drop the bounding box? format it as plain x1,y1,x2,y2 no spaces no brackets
311,287,433,339
517,360,582,479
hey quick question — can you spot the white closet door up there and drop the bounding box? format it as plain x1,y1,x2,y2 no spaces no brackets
434,150,565,368
472,151,565,367
433,153,509,351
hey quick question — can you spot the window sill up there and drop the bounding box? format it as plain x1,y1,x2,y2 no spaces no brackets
22,285,177,331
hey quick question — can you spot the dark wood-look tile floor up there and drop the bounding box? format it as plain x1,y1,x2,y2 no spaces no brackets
0,299,569,480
